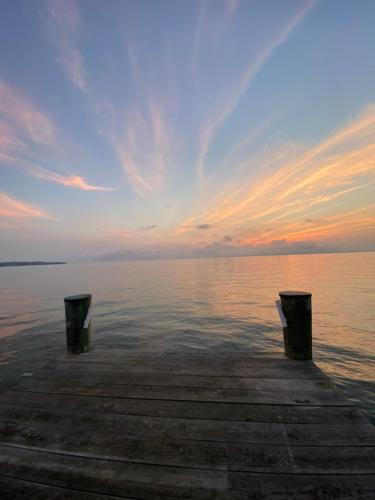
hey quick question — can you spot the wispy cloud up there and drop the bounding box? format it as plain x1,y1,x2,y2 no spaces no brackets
239,205,375,248
0,121,24,152
0,192,49,219
195,0,315,179
22,162,114,191
1,153,113,192
45,0,86,91
43,3,174,198
0,79,56,147
176,104,375,247
191,0,241,71
190,0,207,71
226,0,240,17
109,45,173,197
0,80,112,191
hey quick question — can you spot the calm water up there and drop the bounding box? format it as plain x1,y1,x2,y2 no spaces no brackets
0,252,374,420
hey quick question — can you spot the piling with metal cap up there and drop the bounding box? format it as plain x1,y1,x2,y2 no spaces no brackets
279,291,312,360
64,293,92,354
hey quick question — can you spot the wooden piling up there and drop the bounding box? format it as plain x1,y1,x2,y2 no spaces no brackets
279,291,312,360
64,294,92,354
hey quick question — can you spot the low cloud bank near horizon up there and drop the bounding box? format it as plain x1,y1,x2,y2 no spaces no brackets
67,241,374,265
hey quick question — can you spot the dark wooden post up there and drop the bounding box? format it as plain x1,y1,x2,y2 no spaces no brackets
279,291,312,360
64,294,92,354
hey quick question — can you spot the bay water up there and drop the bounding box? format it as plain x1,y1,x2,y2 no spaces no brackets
0,252,374,420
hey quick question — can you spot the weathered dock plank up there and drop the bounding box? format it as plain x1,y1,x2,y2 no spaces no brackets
0,420,374,473
12,379,351,406
0,475,133,500
0,390,363,423
1,406,374,446
0,350,374,498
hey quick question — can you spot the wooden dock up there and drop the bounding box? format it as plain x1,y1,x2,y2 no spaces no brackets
0,350,374,499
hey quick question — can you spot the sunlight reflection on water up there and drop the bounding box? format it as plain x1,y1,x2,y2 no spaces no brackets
0,252,374,420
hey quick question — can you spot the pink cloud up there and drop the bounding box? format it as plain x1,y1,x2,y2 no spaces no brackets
0,80,113,192
2,156,114,192
0,80,56,147
0,192,49,219
31,166,114,191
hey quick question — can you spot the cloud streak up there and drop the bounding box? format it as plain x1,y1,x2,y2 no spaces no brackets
23,163,114,191
0,80,112,192
0,192,49,219
195,0,315,179
0,79,56,147
176,104,375,249
110,48,173,197
65,0,314,199
45,0,86,91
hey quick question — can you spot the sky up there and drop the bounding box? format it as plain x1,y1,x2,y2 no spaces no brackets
0,0,374,262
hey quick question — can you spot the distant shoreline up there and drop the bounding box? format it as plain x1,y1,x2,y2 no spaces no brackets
0,261,66,268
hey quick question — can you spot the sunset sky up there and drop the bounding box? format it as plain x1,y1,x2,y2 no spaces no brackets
0,0,374,261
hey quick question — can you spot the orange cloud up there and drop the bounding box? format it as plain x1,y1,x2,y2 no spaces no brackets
27,164,114,191
0,192,49,219
1,153,113,192
239,206,375,247
176,104,375,249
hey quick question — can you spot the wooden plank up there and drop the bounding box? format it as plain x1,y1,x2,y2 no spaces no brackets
52,365,324,378
26,370,334,391
58,354,317,375
0,420,374,473
1,443,374,499
0,443,229,500
229,471,375,499
14,378,352,406
44,361,329,380
60,351,308,363
0,475,133,499
59,353,317,372
0,390,361,424
64,351,285,360
0,405,373,446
